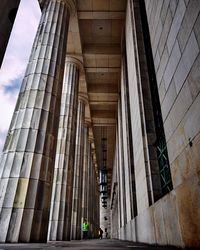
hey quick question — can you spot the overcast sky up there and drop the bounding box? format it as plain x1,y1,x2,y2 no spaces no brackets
0,0,41,153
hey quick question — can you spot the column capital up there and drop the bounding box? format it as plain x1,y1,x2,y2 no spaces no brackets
88,135,94,143
64,0,76,15
39,0,76,15
84,118,92,127
65,56,84,72
78,92,88,104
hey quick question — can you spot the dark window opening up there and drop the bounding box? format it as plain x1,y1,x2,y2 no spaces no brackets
139,0,173,196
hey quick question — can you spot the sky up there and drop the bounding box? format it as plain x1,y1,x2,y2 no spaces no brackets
0,0,41,153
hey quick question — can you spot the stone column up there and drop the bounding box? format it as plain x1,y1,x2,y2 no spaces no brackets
92,163,99,237
0,0,74,242
94,177,100,237
85,141,90,220
117,100,127,227
87,148,95,238
48,57,83,241
81,122,90,230
71,94,87,240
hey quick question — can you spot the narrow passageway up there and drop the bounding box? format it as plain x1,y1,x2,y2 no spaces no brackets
0,239,182,250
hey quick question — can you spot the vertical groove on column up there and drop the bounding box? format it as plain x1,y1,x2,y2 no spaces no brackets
0,0,69,243
71,99,85,240
62,66,79,241
48,61,79,241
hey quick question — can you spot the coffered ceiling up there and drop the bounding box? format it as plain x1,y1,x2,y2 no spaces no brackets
66,0,127,193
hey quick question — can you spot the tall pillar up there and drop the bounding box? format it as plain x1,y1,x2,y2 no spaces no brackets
71,94,87,239
92,163,99,238
94,176,100,237
0,0,74,242
81,121,90,229
117,100,127,227
87,148,95,238
48,57,83,241
85,136,92,231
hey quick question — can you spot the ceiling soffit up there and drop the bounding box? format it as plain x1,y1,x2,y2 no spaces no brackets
76,0,127,194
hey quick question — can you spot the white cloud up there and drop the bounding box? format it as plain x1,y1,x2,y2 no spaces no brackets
0,0,41,153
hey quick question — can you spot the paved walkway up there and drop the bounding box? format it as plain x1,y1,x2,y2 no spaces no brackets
0,239,187,250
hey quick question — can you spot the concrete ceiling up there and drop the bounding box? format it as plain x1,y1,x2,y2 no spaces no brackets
66,0,127,193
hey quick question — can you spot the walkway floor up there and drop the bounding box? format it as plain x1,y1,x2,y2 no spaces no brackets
0,239,186,250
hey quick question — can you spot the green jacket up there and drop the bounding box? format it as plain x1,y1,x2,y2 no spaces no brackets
82,223,89,231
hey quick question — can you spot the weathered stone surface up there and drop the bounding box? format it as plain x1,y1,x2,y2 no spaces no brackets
135,208,155,244
176,175,200,247
163,40,181,91
0,0,70,242
171,129,200,188
71,97,85,240
167,0,186,54
177,0,200,52
153,199,167,244
48,59,80,241
161,79,177,122
161,192,183,246
174,32,199,94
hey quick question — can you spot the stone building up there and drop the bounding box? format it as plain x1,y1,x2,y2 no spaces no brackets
0,0,200,248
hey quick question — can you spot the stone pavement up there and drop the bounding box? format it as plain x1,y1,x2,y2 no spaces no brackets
0,239,191,250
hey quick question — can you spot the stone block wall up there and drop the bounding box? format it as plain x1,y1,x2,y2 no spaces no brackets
145,0,200,247
111,0,200,248
125,0,150,214
100,198,111,238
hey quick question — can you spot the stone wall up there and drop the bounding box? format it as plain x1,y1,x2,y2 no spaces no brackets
125,0,150,214
100,198,111,238
111,0,200,248
145,0,200,247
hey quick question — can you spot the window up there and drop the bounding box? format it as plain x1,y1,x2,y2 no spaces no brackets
139,0,173,196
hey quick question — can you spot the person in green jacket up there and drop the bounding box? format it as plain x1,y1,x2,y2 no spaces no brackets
82,219,89,240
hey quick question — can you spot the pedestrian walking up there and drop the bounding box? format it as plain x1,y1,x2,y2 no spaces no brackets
82,219,89,240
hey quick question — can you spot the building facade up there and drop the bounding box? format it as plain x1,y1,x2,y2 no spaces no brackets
0,0,200,248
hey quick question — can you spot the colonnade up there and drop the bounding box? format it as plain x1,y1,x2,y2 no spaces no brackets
0,0,99,242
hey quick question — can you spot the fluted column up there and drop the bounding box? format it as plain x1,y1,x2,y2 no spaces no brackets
92,161,99,238
95,178,100,237
71,94,87,240
93,167,99,238
85,137,92,228
48,57,83,241
81,121,90,227
87,148,95,238
0,0,74,243
91,161,95,238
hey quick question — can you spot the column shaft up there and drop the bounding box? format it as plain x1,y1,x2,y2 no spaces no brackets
71,98,85,239
0,0,69,242
81,126,89,227
48,60,80,241
87,149,93,238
